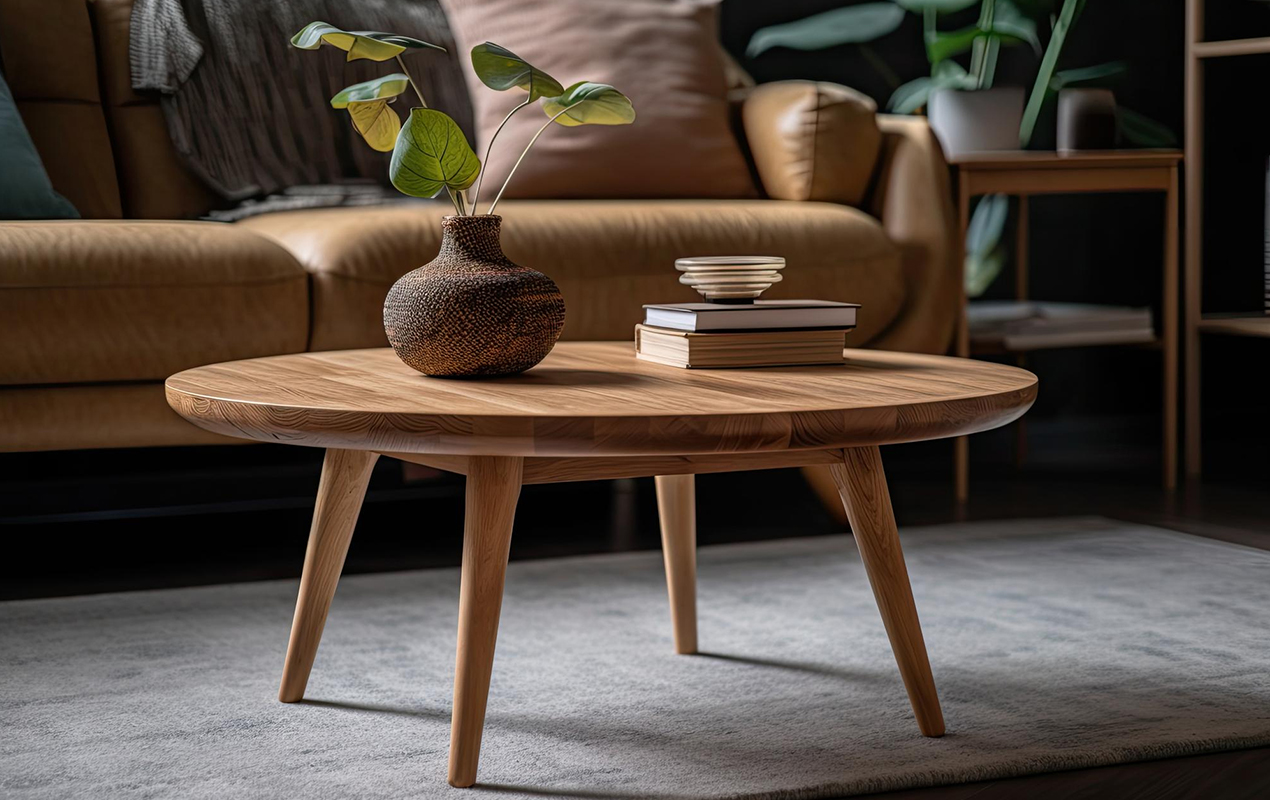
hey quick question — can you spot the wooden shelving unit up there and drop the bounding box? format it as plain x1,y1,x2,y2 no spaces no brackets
951,151,1181,497
1191,36,1270,59
1197,316,1270,337
1183,0,1270,478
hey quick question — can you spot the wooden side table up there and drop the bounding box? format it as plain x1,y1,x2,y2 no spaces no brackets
949,150,1183,501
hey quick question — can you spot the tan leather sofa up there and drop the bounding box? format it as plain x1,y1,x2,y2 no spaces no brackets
0,0,959,454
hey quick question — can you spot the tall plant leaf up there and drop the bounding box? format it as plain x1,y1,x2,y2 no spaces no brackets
965,194,1010,296
888,60,975,113
746,3,905,57
894,0,979,11
1020,0,1084,146
993,0,1040,54
966,247,1007,297
1050,61,1126,90
470,42,564,101
346,100,401,152
541,83,635,126
1117,107,1178,147
330,74,410,108
291,21,445,62
389,109,481,198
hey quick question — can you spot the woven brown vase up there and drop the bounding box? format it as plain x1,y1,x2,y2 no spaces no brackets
383,215,566,377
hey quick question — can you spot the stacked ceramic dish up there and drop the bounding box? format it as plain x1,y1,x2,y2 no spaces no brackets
674,256,785,302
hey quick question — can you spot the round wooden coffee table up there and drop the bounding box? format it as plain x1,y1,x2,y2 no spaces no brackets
166,343,1036,787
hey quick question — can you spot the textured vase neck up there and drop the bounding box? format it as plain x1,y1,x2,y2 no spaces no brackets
439,215,505,262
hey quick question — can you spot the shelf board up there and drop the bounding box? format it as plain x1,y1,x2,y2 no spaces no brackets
1192,37,1270,59
970,334,1160,355
1197,316,1270,337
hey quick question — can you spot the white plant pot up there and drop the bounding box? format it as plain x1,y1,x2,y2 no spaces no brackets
927,87,1024,158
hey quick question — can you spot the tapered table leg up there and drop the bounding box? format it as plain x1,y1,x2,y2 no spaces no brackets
279,448,379,703
449,456,524,788
831,446,945,737
655,474,698,654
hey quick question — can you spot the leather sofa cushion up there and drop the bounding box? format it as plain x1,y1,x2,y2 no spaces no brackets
89,0,224,220
743,81,882,207
0,0,123,218
0,222,309,384
0,383,238,451
238,199,905,349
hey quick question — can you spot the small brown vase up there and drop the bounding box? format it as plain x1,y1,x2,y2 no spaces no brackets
383,215,566,377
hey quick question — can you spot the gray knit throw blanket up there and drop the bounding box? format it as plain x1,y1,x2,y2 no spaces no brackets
129,0,472,204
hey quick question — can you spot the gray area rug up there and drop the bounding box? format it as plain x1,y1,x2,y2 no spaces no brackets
3,517,1270,799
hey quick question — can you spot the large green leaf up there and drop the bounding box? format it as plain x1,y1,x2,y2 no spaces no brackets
330,74,410,108
347,100,401,152
1020,0,1085,146
746,3,905,58
470,42,564,101
992,0,1040,53
540,82,635,126
887,60,975,113
894,0,979,11
291,21,445,62
389,109,481,198
965,194,1010,296
1050,61,1125,90
966,247,1007,297
1117,107,1178,147
927,4,1038,64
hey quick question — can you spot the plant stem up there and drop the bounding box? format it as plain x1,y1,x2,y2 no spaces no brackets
922,8,937,56
970,0,996,88
395,55,428,108
1020,0,1081,146
471,95,532,212
445,187,463,216
487,107,569,216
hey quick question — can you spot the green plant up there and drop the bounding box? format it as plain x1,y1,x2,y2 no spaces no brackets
748,0,1038,113
289,23,635,217
747,1,1174,296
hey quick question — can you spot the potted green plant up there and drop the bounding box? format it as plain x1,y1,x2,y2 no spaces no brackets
290,23,635,377
746,0,1174,296
749,0,1040,156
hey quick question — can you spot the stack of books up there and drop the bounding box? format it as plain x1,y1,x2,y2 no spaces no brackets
634,300,859,368
968,301,1154,350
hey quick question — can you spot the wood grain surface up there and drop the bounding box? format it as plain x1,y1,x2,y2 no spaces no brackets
165,344,1037,457
655,474,698,655
831,446,945,737
277,449,378,703
448,456,523,787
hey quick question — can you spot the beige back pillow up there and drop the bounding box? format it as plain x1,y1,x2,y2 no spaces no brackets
440,0,758,201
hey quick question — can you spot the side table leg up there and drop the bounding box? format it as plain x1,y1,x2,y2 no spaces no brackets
279,448,379,703
1163,165,1180,491
831,447,945,737
954,180,973,504
655,474,698,654
449,456,524,788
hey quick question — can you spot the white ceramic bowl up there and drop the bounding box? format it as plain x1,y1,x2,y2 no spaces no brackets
675,256,785,301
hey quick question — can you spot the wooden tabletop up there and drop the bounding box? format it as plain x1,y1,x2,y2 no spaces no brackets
165,344,1037,457
948,149,1182,170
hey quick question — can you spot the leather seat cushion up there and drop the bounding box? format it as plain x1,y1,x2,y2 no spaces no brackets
238,199,906,350
0,222,309,384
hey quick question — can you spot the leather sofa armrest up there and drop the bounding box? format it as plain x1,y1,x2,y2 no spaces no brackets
864,115,960,354
741,80,882,207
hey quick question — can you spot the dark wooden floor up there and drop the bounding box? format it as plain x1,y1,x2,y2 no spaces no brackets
2,414,1267,798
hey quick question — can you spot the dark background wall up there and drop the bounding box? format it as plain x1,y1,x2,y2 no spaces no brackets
720,0,1265,437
